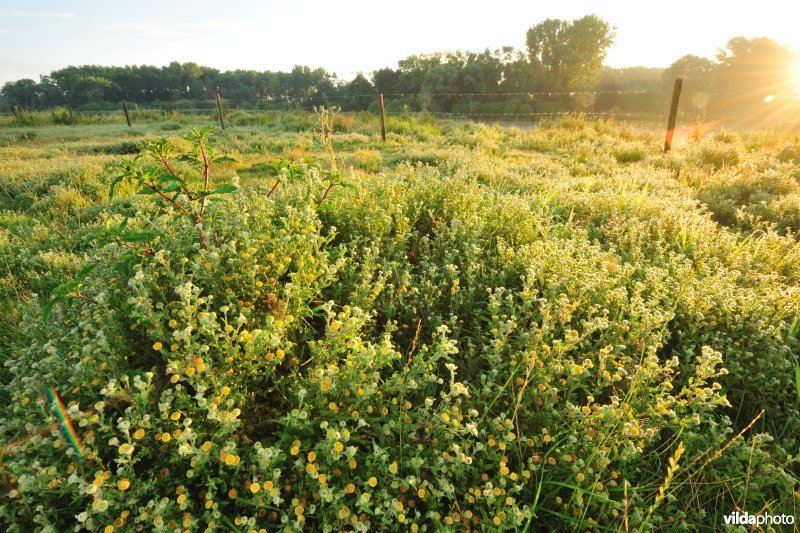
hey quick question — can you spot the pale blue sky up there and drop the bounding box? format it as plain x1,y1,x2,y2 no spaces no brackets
1,1,798,84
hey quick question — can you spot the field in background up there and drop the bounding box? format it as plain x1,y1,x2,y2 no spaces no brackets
1,113,799,530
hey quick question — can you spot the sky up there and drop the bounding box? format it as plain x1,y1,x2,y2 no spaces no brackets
1,0,799,85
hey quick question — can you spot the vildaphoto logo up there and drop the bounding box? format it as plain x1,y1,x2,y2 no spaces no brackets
723,511,795,526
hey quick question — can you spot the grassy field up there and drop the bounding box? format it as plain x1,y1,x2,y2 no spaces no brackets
1,112,799,530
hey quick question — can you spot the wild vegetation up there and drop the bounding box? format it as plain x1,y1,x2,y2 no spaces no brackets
0,111,799,531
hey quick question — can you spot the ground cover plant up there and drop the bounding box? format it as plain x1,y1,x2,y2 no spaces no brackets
0,112,799,531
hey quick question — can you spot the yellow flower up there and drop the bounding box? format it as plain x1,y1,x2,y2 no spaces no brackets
169,319,178,328
152,342,163,351
307,451,316,462
389,462,398,474
104,526,114,533
576,472,585,482
250,482,260,494
117,479,130,491
417,487,426,498
333,441,344,453
170,411,181,421
201,441,213,452
294,505,305,516
133,429,145,440
160,433,171,443
220,386,231,396
118,443,134,455
368,477,377,487
345,483,355,494
330,321,342,331
177,493,186,504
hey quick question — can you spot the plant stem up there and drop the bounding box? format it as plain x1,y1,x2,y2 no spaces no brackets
199,144,210,218
75,292,120,313
267,179,280,198
317,182,334,209
144,183,192,217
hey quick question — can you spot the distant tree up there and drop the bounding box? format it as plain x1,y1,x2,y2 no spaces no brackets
371,68,399,95
73,76,114,105
594,66,664,113
395,54,443,94
526,15,615,92
661,55,716,115
1,79,39,108
714,37,796,118
343,73,374,110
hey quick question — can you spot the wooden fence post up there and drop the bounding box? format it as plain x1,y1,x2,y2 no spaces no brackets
10,105,21,123
215,89,226,130
67,103,75,125
378,93,386,142
664,78,683,152
122,100,132,127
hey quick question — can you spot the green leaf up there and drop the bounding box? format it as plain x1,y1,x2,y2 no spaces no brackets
795,364,800,401
75,263,96,282
43,264,94,324
160,181,182,193
213,155,237,163
211,184,239,194
121,231,155,243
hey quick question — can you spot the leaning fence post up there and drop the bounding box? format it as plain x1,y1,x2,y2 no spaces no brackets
378,93,386,142
215,89,226,130
10,105,21,123
664,78,683,152
67,103,75,125
122,100,132,127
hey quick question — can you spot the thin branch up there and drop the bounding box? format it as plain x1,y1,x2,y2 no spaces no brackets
75,292,120,313
266,179,280,198
144,182,192,217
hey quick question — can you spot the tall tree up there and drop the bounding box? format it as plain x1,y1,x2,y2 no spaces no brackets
526,15,615,92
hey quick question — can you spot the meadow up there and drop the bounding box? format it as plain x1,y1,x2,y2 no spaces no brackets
0,110,799,531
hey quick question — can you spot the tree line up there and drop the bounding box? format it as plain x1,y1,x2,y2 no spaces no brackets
1,15,797,121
